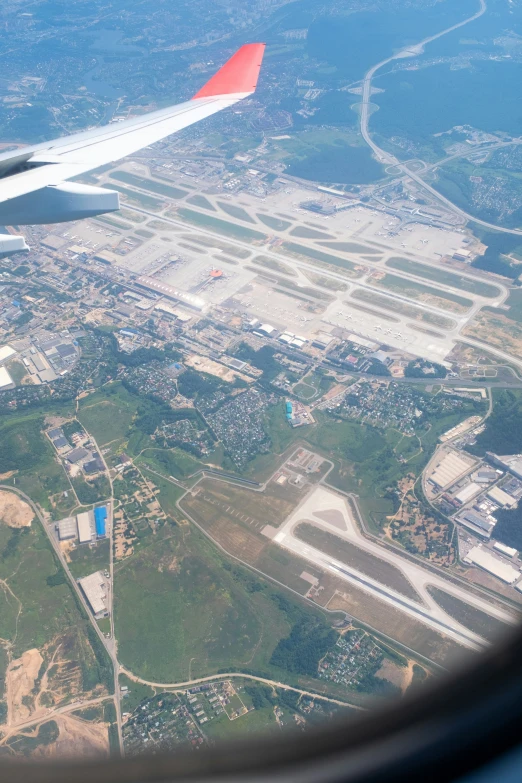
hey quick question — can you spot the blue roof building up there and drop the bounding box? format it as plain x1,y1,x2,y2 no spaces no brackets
94,506,107,538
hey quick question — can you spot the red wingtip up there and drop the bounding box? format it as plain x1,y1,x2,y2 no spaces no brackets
192,43,265,100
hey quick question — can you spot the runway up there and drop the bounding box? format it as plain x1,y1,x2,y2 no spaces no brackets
273,486,518,651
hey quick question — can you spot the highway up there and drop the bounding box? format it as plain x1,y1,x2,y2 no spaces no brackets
118,667,365,710
357,0,522,236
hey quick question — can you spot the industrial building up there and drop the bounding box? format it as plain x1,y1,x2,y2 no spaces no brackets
0,344,16,364
78,571,109,618
487,486,517,508
0,366,15,391
463,546,520,584
493,542,518,558
454,482,481,506
77,511,93,544
67,447,90,464
429,451,475,491
84,454,105,474
456,509,495,539
57,516,77,541
136,275,205,311
487,453,522,481
94,506,107,538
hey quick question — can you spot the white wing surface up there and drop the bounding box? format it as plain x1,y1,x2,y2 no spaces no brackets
0,43,265,209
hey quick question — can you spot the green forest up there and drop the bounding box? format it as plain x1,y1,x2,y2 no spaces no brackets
469,390,522,457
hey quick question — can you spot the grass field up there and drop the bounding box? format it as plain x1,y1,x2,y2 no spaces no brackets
177,208,268,242
485,288,522,324
290,226,334,240
252,255,296,276
180,488,314,595
68,539,110,579
78,385,140,447
319,241,381,255
281,243,358,276
293,382,317,400
186,194,216,211
327,589,468,669
110,171,187,200
217,201,256,224
371,274,473,312
0,512,113,725
0,412,72,513
350,289,457,329
136,447,202,481
257,214,291,232
301,271,348,292
427,587,511,643
119,674,154,713
114,524,289,682
7,359,28,385
386,257,501,298
109,184,163,211
294,523,422,602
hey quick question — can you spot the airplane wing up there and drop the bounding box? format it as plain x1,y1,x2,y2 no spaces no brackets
0,43,265,227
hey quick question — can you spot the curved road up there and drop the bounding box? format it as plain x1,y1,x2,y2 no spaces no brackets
119,667,364,710
359,0,522,236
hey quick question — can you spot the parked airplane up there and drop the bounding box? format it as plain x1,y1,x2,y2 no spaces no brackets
0,43,265,257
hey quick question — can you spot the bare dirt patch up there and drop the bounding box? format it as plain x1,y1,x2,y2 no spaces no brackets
375,659,414,694
0,490,34,528
6,649,43,724
60,540,75,563
31,714,109,760
463,311,522,357
185,355,252,383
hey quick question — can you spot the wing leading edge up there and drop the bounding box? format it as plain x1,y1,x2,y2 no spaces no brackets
0,43,265,218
